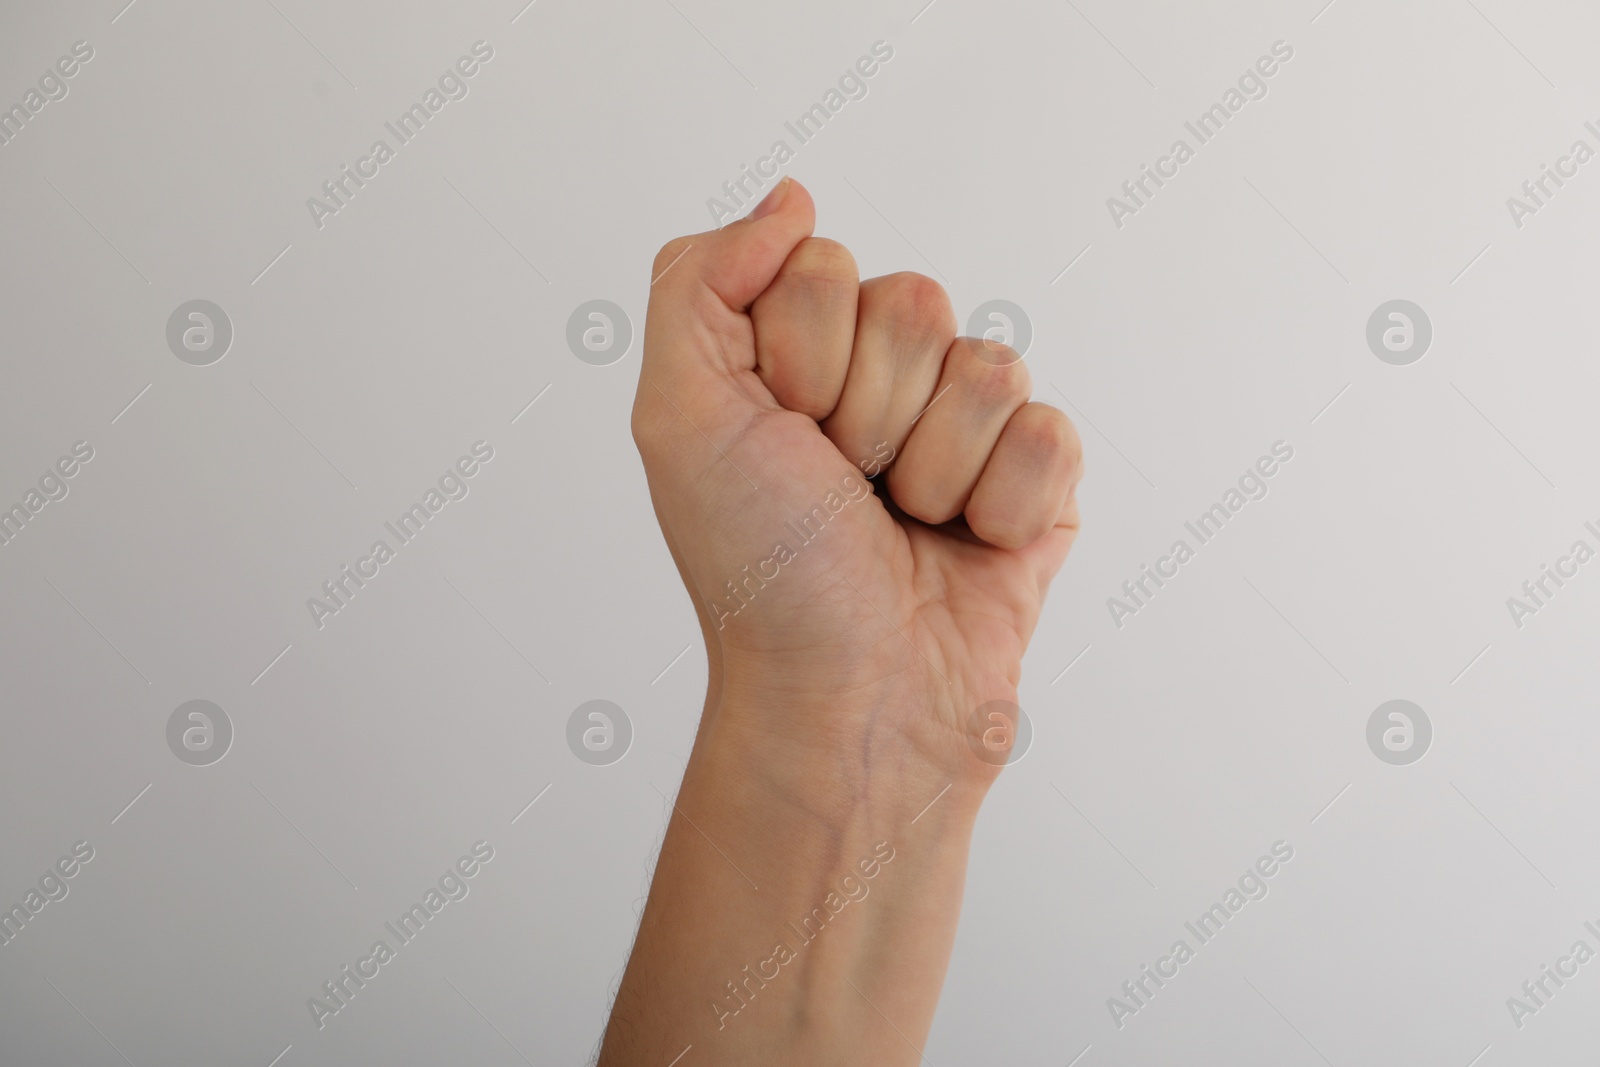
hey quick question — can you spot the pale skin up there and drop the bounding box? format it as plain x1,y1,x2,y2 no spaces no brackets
598,178,1082,1065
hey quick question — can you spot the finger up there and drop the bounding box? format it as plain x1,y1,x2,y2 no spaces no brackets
1008,488,1082,619
821,272,956,471
965,402,1082,550
887,337,1032,524
647,176,816,316
750,237,859,420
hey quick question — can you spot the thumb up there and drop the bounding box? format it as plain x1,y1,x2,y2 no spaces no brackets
661,177,816,310
635,177,814,441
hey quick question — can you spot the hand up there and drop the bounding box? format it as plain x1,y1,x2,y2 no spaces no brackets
632,176,1083,789
604,178,1083,1065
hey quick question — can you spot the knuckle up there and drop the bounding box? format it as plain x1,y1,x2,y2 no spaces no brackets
755,240,857,323
774,269,855,317
872,272,954,330
954,341,1032,405
787,237,858,283
1013,402,1072,456
1061,416,1084,470
889,271,950,312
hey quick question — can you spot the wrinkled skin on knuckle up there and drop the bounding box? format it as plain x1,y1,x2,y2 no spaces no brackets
874,272,953,333
951,340,1031,405
786,237,858,286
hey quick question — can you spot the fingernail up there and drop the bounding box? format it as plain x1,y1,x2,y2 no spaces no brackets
749,176,791,221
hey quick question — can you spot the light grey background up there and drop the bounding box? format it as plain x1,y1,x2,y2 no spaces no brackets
2,0,1597,1063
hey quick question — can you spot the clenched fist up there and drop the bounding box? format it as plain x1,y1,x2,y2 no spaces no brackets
632,176,1082,780
602,177,1082,1066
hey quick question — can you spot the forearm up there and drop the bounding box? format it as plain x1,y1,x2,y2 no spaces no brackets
599,679,986,1065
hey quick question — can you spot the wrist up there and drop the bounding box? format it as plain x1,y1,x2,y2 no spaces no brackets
682,671,994,848
651,681,987,1062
